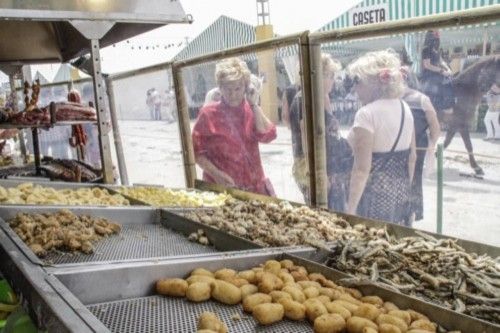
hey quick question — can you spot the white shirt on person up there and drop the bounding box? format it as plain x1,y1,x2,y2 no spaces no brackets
348,98,414,153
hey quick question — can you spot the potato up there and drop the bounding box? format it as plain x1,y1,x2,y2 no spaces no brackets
264,260,282,275
280,259,294,269
156,278,188,297
258,273,283,293
319,287,342,300
352,303,381,321
332,300,359,313
214,268,236,280
242,293,272,313
197,312,228,333
345,288,363,300
278,271,295,284
298,281,322,290
325,302,352,320
314,313,346,333
282,286,306,303
279,298,306,321
407,310,429,322
304,298,328,322
409,319,437,332
191,268,214,277
187,275,215,285
291,270,309,282
383,302,399,312
304,286,320,299
323,280,338,289
388,310,411,326
237,270,257,284
376,314,408,332
379,323,402,333
211,280,242,305
186,282,211,302
339,293,363,306
362,328,378,333
315,295,332,305
220,276,248,287
240,284,258,299
361,296,384,307
270,290,292,303
290,265,308,275
346,316,378,333
309,273,327,284
253,303,284,325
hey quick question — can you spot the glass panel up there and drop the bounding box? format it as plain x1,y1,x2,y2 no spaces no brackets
182,44,308,203
320,21,500,246
111,68,184,187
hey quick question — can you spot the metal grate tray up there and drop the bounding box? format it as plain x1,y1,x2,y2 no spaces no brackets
87,296,313,333
42,224,218,265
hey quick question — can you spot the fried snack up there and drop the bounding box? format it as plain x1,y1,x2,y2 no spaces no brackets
186,282,211,302
252,303,284,325
211,280,241,305
361,296,384,307
279,298,306,321
240,284,258,299
331,300,359,313
388,310,411,326
214,268,237,280
298,281,322,290
197,330,217,333
197,312,228,333
325,302,352,320
314,313,346,333
384,302,400,312
362,328,378,333
304,286,320,299
314,295,331,305
304,298,328,322
242,293,272,313
346,316,378,333
376,314,408,332
282,286,306,303
352,303,381,321
264,260,282,275
8,210,121,257
156,278,188,297
320,287,343,301
280,259,294,269
118,186,229,207
237,270,256,284
258,272,283,293
278,271,295,284
407,310,429,322
269,290,292,303
379,323,402,333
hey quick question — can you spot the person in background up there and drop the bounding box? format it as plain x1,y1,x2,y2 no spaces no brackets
402,68,440,224
281,75,301,129
483,72,500,140
289,54,342,204
346,49,416,225
192,57,277,196
420,30,455,115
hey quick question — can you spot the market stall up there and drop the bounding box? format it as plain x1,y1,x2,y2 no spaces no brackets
0,3,499,333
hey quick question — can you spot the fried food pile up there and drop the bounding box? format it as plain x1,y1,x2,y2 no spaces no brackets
185,199,382,247
118,186,229,207
0,183,129,206
8,210,121,257
156,259,460,333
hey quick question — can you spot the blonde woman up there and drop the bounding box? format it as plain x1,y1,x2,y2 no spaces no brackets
289,53,342,203
346,50,416,225
192,57,276,195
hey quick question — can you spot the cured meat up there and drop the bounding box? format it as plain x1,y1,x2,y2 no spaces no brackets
53,102,97,122
9,108,50,126
40,159,102,182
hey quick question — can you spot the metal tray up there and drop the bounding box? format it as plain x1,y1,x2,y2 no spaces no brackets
0,226,106,332
0,206,261,268
48,250,498,333
0,179,143,206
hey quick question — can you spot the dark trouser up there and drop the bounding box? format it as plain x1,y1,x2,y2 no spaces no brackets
410,148,426,221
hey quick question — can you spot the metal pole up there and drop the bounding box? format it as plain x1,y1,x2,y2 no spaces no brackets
172,65,196,188
105,77,129,185
436,143,444,234
89,39,114,183
31,128,41,176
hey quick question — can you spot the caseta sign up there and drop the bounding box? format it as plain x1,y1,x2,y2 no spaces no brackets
350,3,389,26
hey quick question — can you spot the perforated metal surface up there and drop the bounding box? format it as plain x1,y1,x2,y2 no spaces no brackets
42,224,217,265
87,296,313,333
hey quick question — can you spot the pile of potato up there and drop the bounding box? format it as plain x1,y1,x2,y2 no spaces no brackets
156,259,460,333
0,183,130,206
118,186,230,207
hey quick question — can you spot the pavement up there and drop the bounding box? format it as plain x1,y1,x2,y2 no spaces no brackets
118,120,500,247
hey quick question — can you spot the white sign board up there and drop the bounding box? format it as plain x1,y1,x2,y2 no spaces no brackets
349,3,389,26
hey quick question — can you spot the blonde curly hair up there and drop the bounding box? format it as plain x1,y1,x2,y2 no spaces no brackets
348,49,404,99
322,54,342,77
215,57,251,87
